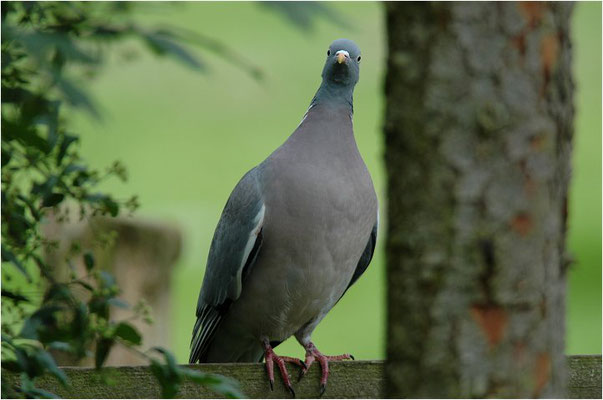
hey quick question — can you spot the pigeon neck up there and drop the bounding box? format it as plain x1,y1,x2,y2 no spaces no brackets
311,82,354,114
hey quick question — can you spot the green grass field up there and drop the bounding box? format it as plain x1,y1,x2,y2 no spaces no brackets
71,2,601,362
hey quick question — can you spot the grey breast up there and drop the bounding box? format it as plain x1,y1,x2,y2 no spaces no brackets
215,104,377,343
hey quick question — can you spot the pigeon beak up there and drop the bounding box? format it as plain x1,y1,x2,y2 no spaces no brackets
336,50,349,64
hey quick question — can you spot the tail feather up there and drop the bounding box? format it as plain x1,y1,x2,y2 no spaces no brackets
189,304,222,363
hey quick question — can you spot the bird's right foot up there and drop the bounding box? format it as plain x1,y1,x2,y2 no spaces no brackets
263,341,304,397
297,342,355,396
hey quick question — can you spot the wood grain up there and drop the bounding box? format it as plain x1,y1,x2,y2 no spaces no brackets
3,355,600,398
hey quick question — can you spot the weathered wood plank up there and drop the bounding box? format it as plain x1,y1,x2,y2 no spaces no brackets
567,355,602,399
3,355,600,398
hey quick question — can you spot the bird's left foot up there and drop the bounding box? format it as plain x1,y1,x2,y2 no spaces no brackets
263,341,304,397
298,342,354,396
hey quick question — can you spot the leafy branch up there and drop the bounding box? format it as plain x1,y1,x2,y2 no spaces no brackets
0,2,250,398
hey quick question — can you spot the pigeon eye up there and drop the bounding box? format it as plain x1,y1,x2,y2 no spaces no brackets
327,50,331,56
357,56,361,62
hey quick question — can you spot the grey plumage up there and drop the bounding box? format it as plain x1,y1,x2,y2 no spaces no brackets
190,38,377,364
190,169,265,363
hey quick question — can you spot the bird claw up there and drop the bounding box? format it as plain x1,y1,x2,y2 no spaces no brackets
263,341,299,397
299,342,355,397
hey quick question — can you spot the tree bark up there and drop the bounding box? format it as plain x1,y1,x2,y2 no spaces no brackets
384,2,574,398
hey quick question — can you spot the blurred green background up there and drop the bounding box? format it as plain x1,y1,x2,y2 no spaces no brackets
70,2,601,362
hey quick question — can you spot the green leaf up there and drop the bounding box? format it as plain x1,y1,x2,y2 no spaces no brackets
63,164,86,175
141,31,205,72
1,289,30,303
152,347,179,372
260,2,351,31
25,387,59,399
150,347,184,398
72,170,91,187
20,371,60,399
4,208,33,247
103,197,119,217
54,76,100,119
3,26,98,65
88,296,109,319
150,359,180,399
1,146,12,166
1,360,21,373
20,372,35,392
17,194,41,220
1,244,31,280
57,134,78,165
107,297,129,309
3,119,49,153
94,338,113,369
99,270,116,288
71,302,89,342
180,368,220,385
150,359,181,399
83,252,94,271
47,341,74,353
85,194,120,216
72,280,94,292
85,193,107,202
180,368,244,398
15,349,31,375
44,284,72,302
34,350,68,386
114,322,141,346
209,381,245,399
31,175,58,196
20,306,62,341
1,87,35,104
42,193,65,207
162,27,263,81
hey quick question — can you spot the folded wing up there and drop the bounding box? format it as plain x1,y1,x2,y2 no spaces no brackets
189,168,265,363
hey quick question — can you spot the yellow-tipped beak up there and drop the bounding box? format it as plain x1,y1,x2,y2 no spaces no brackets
337,52,347,64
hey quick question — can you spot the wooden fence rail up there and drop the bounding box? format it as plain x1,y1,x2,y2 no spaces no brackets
4,355,601,398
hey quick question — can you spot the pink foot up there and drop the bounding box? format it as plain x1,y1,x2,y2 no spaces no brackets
298,342,354,396
263,341,304,397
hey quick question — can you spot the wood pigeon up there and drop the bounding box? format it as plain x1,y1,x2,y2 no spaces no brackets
189,38,378,397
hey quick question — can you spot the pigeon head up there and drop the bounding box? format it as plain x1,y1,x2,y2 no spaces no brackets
321,39,361,88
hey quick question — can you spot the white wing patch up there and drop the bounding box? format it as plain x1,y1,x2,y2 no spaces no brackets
233,204,265,296
297,103,315,128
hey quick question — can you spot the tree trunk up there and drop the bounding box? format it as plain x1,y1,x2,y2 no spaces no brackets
384,2,574,398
